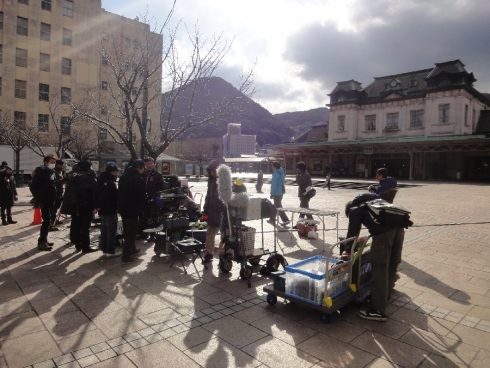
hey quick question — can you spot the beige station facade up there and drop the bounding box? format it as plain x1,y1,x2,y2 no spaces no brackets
0,0,161,158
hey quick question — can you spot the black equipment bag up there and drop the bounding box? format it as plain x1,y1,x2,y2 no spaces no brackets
364,199,413,229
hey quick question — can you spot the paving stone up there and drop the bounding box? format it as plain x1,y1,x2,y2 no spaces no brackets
208,311,224,320
137,327,157,337
196,315,213,324
165,318,181,328
222,301,235,307
90,342,111,354
122,332,141,342
182,319,202,328
32,360,56,368
58,361,81,368
95,349,117,362
53,353,75,366
220,308,235,316
200,307,216,315
230,304,245,312
144,333,164,344
129,338,151,349
106,337,126,348
77,354,100,368
112,343,133,355
159,328,177,339
172,324,191,333
72,348,93,360
211,304,227,311
151,322,170,332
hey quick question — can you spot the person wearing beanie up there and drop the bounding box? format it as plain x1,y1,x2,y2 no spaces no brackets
118,159,146,264
0,166,18,225
71,160,99,254
95,164,121,258
202,160,225,262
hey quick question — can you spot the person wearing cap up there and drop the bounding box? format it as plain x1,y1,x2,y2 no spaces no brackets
202,160,225,262
71,160,99,254
118,159,146,264
0,166,18,225
95,164,121,258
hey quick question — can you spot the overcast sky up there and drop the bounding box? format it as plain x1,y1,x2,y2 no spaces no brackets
102,0,490,114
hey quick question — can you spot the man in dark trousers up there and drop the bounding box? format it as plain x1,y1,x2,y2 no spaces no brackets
118,159,146,264
344,193,406,322
137,157,163,239
51,159,66,227
72,160,99,254
30,154,57,251
96,164,120,258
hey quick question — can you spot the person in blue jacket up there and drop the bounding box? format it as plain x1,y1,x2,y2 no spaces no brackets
369,168,397,195
270,161,290,226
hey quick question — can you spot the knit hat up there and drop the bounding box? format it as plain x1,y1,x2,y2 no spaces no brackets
132,159,145,169
105,164,119,173
78,160,92,172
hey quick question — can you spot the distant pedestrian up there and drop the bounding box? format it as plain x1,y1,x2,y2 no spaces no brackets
30,154,57,251
118,159,146,264
294,161,313,227
323,172,331,190
0,166,18,225
256,170,263,193
269,162,290,226
96,164,121,258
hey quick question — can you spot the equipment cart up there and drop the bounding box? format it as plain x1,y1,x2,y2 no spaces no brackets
219,200,287,288
263,236,372,323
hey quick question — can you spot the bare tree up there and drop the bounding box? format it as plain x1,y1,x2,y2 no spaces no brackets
69,125,100,160
0,111,41,171
181,143,215,176
80,3,255,161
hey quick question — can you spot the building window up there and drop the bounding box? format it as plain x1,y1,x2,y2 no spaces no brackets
0,12,3,30
472,108,476,129
14,112,26,129
102,57,109,66
15,80,27,99
40,23,51,41
386,112,399,129
39,83,50,101
38,114,49,132
61,87,71,104
337,115,345,132
439,104,450,124
101,105,107,115
40,53,50,71
18,0,29,4
101,81,108,90
102,32,109,41
99,128,107,140
63,29,72,46
365,115,376,131
16,48,28,67
464,105,468,126
0,45,2,63
410,109,424,128
17,17,28,36
62,58,72,75
60,117,70,134
63,0,74,17
133,40,140,49
124,38,131,48
41,0,51,11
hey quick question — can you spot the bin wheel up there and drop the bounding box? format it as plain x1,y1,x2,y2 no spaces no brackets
267,294,277,305
321,312,330,324
249,256,261,266
219,259,233,273
240,266,253,280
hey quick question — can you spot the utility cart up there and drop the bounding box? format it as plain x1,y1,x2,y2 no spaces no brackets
263,236,372,323
219,199,287,288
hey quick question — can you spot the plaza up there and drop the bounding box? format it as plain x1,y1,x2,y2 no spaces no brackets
0,177,489,367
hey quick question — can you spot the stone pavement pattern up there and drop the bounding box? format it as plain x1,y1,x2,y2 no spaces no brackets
0,178,489,367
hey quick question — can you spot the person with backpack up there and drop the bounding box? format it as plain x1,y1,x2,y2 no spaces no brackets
30,154,57,251
95,164,120,258
344,193,409,322
0,166,18,225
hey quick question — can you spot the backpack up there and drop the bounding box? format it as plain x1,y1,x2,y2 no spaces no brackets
364,199,413,229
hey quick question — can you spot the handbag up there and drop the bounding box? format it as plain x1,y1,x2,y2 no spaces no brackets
306,188,316,199
282,185,286,194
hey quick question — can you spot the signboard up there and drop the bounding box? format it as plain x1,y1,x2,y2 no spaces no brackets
185,163,194,176
364,147,374,155
161,161,170,175
356,157,366,173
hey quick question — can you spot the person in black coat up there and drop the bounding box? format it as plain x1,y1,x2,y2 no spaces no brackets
30,154,57,251
137,157,163,239
95,164,120,257
118,159,146,264
0,166,18,225
71,160,99,254
255,170,263,193
344,193,405,322
294,161,313,225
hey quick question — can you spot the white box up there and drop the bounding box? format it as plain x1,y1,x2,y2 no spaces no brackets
240,197,262,220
